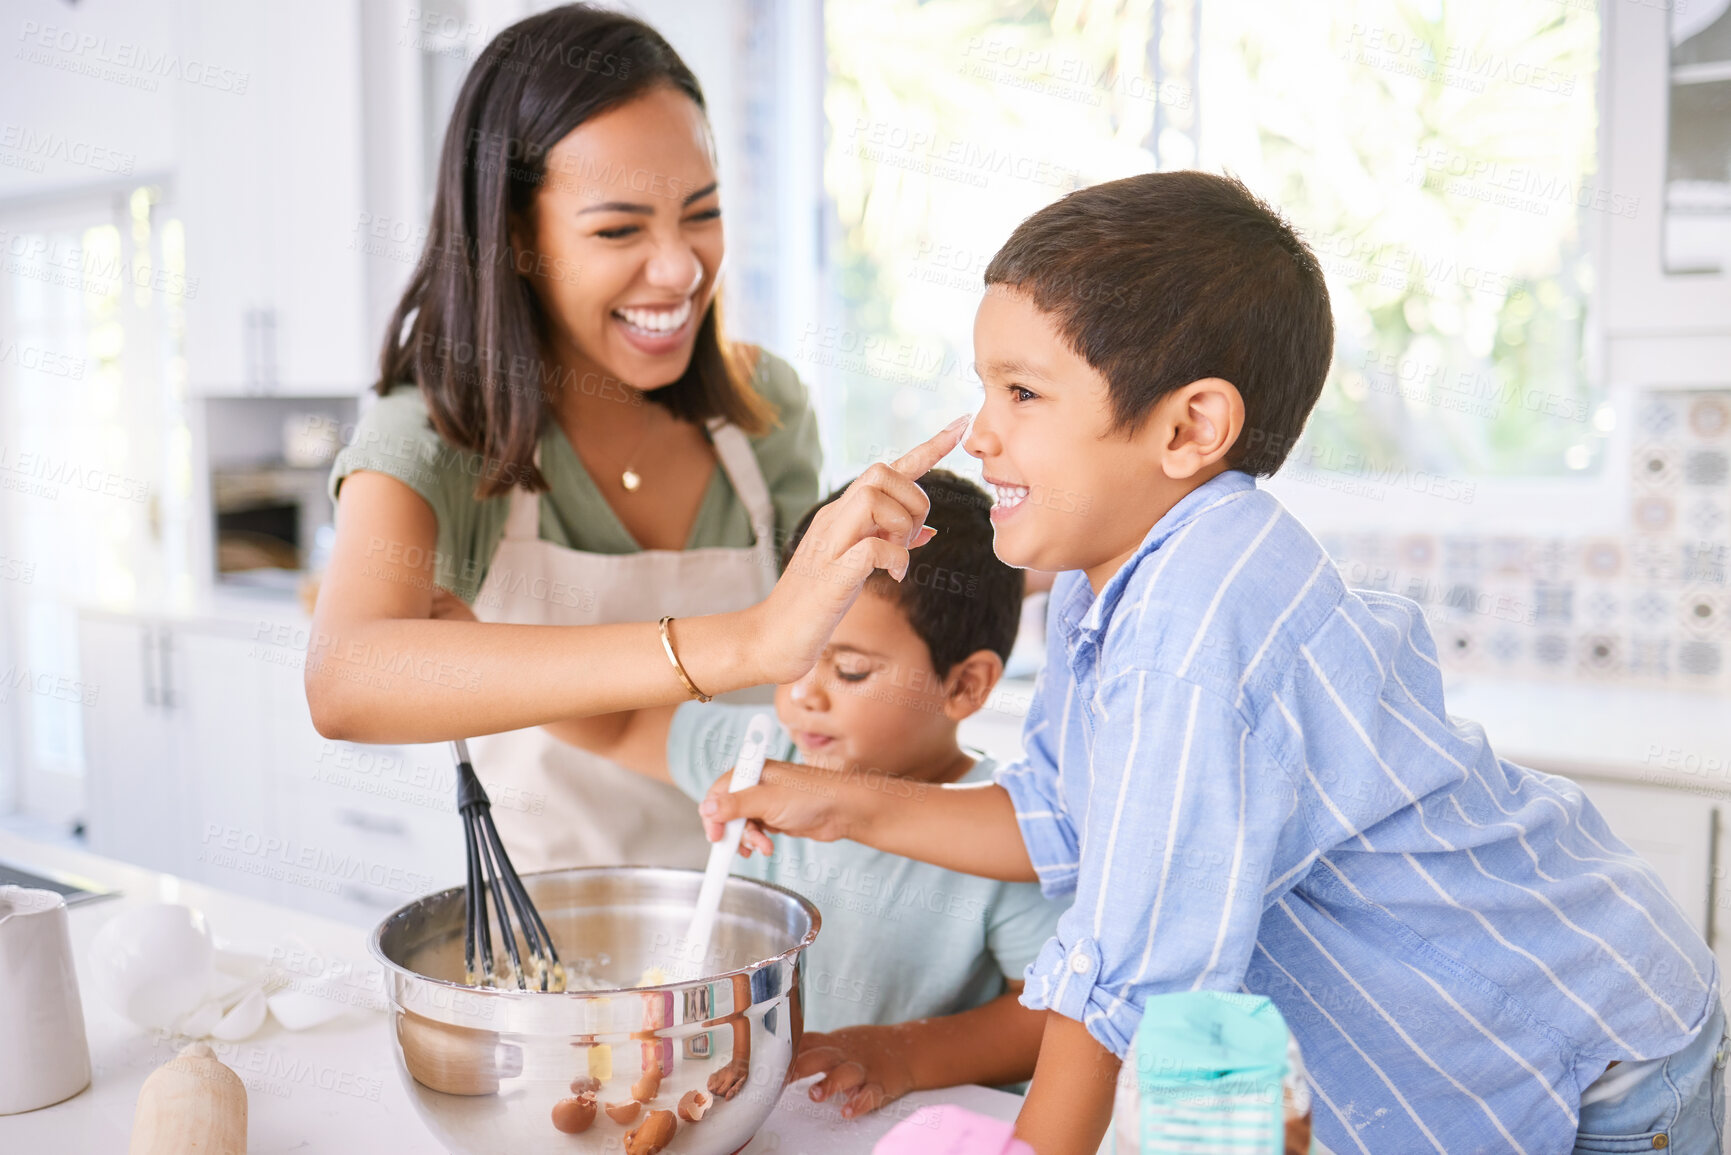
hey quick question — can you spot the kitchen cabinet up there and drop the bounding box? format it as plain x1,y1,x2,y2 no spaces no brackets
259,648,463,917
178,0,370,395
81,614,267,879
1601,0,1731,384
176,627,276,871
78,608,461,922
77,618,184,875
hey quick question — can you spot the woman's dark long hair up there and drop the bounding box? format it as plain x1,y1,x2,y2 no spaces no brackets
379,3,773,498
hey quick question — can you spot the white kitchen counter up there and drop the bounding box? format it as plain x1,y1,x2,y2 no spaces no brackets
0,833,1022,1155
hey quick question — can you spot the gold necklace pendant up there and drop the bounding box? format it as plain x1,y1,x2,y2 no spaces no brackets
617,402,655,492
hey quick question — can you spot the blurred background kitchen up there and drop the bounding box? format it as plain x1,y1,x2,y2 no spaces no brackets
0,0,1727,963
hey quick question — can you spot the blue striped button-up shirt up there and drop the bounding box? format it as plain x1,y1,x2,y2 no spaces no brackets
996,470,1717,1155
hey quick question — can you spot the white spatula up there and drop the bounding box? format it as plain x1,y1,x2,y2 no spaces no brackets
682,712,776,979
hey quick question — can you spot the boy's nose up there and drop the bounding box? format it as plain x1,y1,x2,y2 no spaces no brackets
788,670,828,709
962,407,996,458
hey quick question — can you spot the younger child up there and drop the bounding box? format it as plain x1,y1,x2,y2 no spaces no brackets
704,173,1724,1155
551,470,1065,1120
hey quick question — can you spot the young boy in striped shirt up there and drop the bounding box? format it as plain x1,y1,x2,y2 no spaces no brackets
704,172,1725,1155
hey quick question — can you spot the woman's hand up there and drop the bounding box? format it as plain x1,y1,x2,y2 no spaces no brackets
747,416,967,686
791,1026,917,1120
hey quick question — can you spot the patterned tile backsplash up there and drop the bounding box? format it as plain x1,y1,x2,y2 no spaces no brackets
1315,389,1731,693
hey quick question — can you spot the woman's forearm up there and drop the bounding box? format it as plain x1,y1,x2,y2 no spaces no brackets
309,421,962,746
305,611,759,744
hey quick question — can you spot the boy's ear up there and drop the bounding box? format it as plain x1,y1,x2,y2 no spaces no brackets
943,649,1005,722
1154,377,1245,480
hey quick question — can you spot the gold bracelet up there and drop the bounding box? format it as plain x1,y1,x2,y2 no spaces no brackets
657,616,713,703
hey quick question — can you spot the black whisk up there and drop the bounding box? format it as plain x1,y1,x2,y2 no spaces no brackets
451,739,561,990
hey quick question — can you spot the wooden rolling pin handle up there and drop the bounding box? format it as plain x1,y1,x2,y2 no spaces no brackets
128,1041,248,1155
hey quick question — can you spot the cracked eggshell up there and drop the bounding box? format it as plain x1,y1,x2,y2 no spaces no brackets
552,1095,598,1134
266,987,346,1032
604,1099,642,1124
209,986,268,1041
631,1064,662,1101
175,997,225,1039
678,1090,711,1122
625,1109,678,1155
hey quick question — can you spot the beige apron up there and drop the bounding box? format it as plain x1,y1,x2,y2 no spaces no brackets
468,420,778,873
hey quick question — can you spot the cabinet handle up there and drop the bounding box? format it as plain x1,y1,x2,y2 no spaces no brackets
158,629,176,710
339,883,396,908
335,809,407,837
140,627,158,708
1707,806,1720,952
244,307,279,395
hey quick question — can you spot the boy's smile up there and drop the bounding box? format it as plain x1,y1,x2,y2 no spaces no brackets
984,479,1031,522
967,286,1219,591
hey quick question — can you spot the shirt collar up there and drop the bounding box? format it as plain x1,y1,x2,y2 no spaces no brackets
1056,470,1258,642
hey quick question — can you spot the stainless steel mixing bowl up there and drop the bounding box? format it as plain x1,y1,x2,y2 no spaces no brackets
371,867,821,1155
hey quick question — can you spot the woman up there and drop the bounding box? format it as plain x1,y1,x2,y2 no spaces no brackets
308,5,927,872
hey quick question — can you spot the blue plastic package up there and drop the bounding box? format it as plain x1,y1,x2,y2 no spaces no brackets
1115,991,1310,1154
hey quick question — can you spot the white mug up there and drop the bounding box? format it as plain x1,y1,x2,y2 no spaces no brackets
0,886,92,1114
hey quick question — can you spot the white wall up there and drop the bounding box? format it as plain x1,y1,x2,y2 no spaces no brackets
0,0,185,201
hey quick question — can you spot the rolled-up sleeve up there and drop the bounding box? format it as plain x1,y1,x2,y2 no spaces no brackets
993,662,1079,899
1019,670,1298,1060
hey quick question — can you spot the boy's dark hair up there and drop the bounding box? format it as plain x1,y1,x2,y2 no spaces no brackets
983,171,1333,475
784,470,1024,678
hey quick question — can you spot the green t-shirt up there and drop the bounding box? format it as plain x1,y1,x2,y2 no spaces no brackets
666,702,1069,1035
327,351,821,601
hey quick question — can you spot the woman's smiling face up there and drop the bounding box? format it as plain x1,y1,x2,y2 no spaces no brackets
514,85,724,390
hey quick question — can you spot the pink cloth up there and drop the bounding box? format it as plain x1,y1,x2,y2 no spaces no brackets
872,1105,1036,1155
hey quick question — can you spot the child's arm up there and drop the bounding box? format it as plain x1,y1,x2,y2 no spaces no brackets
1015,1013,1121,1155
790,981,1047,1118
706,634,1073,879
702,763,1037,882
541,706,678,784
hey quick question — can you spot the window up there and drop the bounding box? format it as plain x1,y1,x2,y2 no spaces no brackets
0,188,190,819
816,0,1606,492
